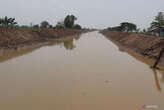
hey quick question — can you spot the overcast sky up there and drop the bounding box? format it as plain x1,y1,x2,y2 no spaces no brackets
0,0,163,29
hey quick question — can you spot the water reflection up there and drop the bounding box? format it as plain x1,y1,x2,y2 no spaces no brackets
64,38,75,50
152,69,161,92
119,48,164,92
158,70,164,83
0,35,81,63
151,69,164,92
0,47,40,63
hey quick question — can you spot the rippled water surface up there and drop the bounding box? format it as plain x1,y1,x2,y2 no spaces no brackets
0,32,163,110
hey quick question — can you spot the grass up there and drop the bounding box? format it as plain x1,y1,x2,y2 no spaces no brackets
5,25,40,31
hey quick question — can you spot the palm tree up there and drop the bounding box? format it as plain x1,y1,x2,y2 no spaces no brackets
150,12,164,36
0,16,17,28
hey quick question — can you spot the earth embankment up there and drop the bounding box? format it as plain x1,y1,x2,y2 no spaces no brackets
101,30,164,67
0,28,88,53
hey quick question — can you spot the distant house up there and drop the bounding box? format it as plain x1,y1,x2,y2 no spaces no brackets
149,26,164,37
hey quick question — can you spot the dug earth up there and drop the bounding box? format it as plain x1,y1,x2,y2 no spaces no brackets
0,28,88,53
100,30,164,68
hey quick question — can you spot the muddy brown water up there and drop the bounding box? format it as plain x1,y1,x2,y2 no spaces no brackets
0,32,163,110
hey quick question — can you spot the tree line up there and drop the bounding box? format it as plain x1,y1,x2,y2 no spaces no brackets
107,22,137,32
0,15,82,30
106,12,164,35
1,12,163,35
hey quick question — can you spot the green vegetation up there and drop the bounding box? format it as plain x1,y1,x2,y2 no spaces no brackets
120,22,137,32
0,16,40,31
150,12,164,29
0,14,83,31
105,12,164,36
1,12,163,34
107,26,122,31
40,21,50,28
56,20,65,29
107,22,137,32
149,12,164,36
64,15,77,28
18,25,39,31
33,24,40,29
0,16,17,28
73,24,82,29
56,15,82,29
64,39,75,50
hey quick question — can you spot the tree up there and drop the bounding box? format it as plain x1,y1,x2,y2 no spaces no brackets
150,12,164,36
40,21,50,28
120,22,137,32
49,25,53,28
143,29,146,33
73,24,82,29
64,15,77,28
0,16,17,28
107,22,137,32
56,20,65,29
107,26,123,31
33,24,39,28
136,28,140,33
0,19,2,26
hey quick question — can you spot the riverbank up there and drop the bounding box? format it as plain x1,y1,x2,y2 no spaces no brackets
0,28,88,54
100,30,164,68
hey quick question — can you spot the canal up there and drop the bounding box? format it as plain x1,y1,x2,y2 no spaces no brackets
0,31,163,110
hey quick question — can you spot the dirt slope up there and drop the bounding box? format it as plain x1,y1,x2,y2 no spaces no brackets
0,28,87,49
100,30,164,67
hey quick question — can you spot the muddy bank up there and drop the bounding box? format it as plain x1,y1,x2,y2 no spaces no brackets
100,30,164,68
0,35,79,63
0,28,88,54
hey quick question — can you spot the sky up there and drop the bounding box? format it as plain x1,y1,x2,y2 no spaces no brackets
0,0,163,29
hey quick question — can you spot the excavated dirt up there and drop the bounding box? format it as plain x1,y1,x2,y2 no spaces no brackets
100,30,164,68
0,28,88,53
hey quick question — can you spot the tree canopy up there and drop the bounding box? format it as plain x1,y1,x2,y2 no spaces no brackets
107,22,137,32
56,15,82,29
120,22,137,32
64,15,77,28
40,21,50,28
0,16,17,28
107,26,122,31
150,12,164,30
56,20,65,29
149,12,164,36
73,24,82,29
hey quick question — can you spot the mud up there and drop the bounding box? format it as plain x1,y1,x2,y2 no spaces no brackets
100,30,164,68
0,28,88,54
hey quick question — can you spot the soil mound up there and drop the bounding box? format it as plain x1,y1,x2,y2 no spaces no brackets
101,30,164,67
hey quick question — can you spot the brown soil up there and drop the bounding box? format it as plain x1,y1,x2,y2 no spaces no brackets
100,30,164,68
0,28,88,53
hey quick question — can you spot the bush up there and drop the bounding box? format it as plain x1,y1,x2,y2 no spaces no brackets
40,21,50,28
56,20,65,29
73,24,82,29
